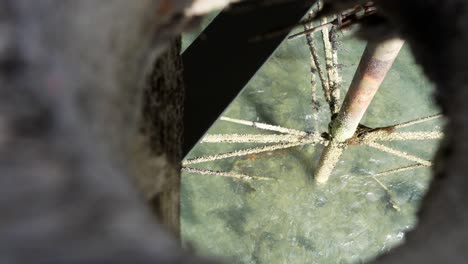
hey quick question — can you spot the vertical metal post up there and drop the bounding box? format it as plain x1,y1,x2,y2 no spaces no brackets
182,1,314,156
314,38,405,184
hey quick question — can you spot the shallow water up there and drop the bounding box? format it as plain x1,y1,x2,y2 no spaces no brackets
182,15,442,264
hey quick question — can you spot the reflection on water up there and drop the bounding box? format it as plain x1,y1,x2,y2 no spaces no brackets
182,21,441,263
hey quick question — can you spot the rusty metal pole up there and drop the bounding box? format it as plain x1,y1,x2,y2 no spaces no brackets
315,38,405,184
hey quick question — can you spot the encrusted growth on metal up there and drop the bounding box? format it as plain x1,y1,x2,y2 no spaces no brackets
314,38,405,183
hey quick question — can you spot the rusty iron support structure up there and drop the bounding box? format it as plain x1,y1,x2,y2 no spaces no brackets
314,38,405,184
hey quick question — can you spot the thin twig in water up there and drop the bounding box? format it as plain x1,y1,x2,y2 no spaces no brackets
220,116,307,136
329,26,341,113
304,19,332,110
373,164,429,177
183,142,314,165
182,167,274,181
202,133,323,144
362,131,443,142
369,176,401,211
393,114,443,129
289,22,334,40
304,12,321,128
321,16,335,112
321,17,341,114
366,141,432,166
